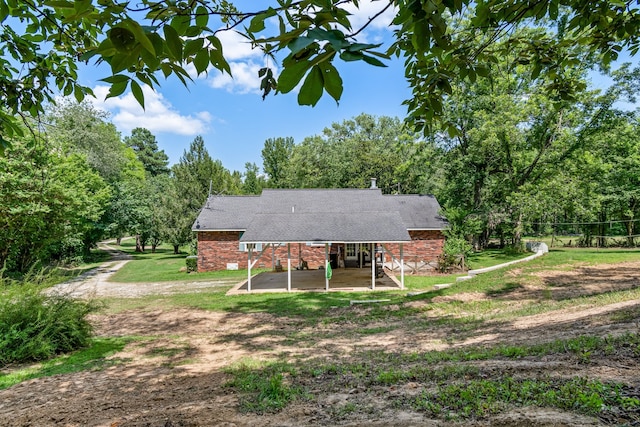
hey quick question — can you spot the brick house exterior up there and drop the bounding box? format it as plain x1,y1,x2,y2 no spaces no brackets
193,188,447,272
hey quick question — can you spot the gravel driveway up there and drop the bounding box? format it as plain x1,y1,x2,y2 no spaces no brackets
49,242,236,298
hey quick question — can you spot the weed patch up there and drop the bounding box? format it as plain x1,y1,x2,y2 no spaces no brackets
0,282,101,366
411,377,639,421
224,358,308,413
0,337,132,389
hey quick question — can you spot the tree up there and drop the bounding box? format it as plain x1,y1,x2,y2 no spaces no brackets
242,162,264,195
3,1,640,149
577,111,640,246
172,136,234,209
432,28,640,248
285,114,424,190
158,180,195,254
261,137,294,188
124,128,170,177
0,136,110,272
47,100,129,182
170,135,237,253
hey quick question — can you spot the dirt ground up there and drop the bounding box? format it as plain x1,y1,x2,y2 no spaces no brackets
2,260,640,426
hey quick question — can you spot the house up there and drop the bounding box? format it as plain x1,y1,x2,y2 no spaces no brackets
192,183,448,286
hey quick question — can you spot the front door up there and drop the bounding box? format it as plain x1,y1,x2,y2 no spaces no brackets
345,243,370,267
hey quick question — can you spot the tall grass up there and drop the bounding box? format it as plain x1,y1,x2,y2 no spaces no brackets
0,276,100,367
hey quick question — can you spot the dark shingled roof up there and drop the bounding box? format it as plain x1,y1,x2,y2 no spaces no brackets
192,188,447,243
193,195,259,231
240,212,410,243
382,194,448,230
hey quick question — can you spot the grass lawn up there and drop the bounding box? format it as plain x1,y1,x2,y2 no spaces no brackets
107,241,536,285
4,245,640,424
108,240,265,283
0,337,132,390
102,247,640,324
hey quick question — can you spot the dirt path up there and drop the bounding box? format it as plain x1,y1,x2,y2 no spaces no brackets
3,261,640,426
50,241,235,298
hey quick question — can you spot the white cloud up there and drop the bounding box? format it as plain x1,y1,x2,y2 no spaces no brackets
344,0,397,29
90,85,211,136
217,30,262,60
187,2,395,96
209,60,269,94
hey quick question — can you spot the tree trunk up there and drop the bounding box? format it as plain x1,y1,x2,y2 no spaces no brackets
173,245,179,254
116,237,122,245
135,234,143,252
152,243,157,253
513,213,523,248
598,212,606,247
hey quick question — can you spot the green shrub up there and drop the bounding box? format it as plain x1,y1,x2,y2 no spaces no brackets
0,282,99,367
438,236,473,272
185,255,198,273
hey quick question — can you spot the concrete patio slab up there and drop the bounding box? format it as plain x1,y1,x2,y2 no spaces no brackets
227,267,401,295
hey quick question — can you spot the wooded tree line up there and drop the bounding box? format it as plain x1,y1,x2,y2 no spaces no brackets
253,28,640,251
3,55,640,273
3,18,640,272
0,100,243,273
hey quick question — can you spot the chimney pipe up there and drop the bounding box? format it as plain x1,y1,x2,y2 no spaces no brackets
370,178,377,189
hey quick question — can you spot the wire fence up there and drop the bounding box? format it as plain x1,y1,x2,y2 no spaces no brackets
539,234,640,248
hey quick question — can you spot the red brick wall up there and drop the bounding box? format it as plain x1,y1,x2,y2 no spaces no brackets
381,230,445,267
197,230,445,272
197,231,327,271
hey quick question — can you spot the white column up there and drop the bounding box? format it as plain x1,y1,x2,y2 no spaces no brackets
400,243,405,289
247,245,252,292
287,243,291,292
371,244,375,290
325,243,329,291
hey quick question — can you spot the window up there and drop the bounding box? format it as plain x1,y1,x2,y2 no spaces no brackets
306,242,328,247
346,243,356,257
238,232,263,252
239,242,263,252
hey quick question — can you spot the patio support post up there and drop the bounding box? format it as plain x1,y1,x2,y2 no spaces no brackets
371,243,375,290
247,245,252,292
287,243,291,292
271,244,275,271
400,243,405,289
325,243,329,291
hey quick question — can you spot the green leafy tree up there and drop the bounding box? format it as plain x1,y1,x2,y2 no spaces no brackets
575,110,640,246
3,1,640,149
46,100,129,182
159,180,195,254
170,135,237,252
286,114,424,190
0,137,110,272
243,162,264,195
432,27,640,248
172,135,233,209
124,127,170,177
261,137,294,188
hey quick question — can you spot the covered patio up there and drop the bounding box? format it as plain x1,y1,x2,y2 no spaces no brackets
227,267,402,295
239,210,410,293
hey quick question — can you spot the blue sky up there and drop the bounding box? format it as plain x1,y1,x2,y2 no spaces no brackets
79,1,636,174
82,1,407,173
